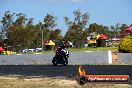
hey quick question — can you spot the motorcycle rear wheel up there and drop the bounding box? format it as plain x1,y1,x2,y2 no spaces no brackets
52,57,57,66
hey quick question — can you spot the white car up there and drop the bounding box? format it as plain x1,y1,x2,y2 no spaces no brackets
35,48,42,52
22,49,35,53
28,49,36,52
22,48,42,53
22,49,28,53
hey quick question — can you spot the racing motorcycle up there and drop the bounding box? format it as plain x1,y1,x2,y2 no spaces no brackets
52,48,69,66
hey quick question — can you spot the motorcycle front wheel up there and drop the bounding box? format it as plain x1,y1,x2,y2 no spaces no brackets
63,57,68,66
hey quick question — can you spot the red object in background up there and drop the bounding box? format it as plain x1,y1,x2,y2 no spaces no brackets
124,26,132,36
119,26,132,37
0,47,5,52
99,34,107,40
125,26,132,31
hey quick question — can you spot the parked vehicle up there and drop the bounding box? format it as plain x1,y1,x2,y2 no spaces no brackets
22,48,42,53
35,48,42,52
22,49,29,53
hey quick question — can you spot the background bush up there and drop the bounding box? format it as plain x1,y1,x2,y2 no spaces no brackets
119,36,132,53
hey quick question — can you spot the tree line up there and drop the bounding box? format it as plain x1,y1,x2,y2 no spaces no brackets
0,10,131,51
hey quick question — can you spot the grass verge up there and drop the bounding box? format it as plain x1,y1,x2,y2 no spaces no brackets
68,47,118,52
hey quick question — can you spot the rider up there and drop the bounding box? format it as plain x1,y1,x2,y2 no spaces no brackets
55,41,68,54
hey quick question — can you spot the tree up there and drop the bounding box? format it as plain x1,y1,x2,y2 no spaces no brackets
33,24,42,48
0,11,14,46
49,29,63,41
39,13,57,41
43,13,56,29
110,23,128,38
64,9,89,47
6,12,37,51
1,11,14,31
26,18,34,26
0,11,63,51
49,29,63,47
38,13,63,50
120,24,128,31
87,23,109,34
14,13,27,26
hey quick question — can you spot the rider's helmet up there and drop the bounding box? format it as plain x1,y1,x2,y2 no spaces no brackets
60,42,66,49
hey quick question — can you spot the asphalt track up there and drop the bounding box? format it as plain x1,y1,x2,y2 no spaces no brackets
0,65,132,79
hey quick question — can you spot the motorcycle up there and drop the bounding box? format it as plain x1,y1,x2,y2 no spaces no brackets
52,48,69,66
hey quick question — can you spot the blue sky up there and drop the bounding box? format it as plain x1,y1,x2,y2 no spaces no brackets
0,0,132,35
